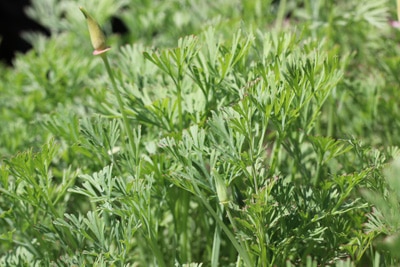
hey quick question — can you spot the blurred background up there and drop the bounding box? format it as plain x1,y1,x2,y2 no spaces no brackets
0,0,49,65
0,0,129,65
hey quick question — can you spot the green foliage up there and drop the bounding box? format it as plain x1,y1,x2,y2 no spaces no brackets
1,0,400,266
362,157,400,265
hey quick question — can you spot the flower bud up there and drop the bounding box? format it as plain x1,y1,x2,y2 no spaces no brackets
213,170,231,205
79,7,111,55
398,0,400,22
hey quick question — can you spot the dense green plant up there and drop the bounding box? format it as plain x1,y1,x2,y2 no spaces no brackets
1,0,400,266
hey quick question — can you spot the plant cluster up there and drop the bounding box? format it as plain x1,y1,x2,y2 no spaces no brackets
1,0,400,266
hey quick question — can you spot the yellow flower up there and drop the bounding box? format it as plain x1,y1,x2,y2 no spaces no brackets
79,7,111,55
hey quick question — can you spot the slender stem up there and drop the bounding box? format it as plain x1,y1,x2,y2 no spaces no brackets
101,54,135,154
190,181,253,266
178,87,183,130
211,207,222,267
176,78,183,131
175,189,190,263
276,0,287,30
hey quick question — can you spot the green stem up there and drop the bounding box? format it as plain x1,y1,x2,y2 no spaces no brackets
190,183,253,266
101,54,135,154
276,0,287,30
176,79,183,131
179,190,190,263
211,207,222,267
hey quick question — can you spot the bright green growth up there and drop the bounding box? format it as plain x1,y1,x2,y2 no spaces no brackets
80,6,136,164
1,0,400,266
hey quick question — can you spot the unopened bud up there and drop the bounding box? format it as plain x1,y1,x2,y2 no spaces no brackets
213,170,231,205
79,7,111,55
398,0,400,22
